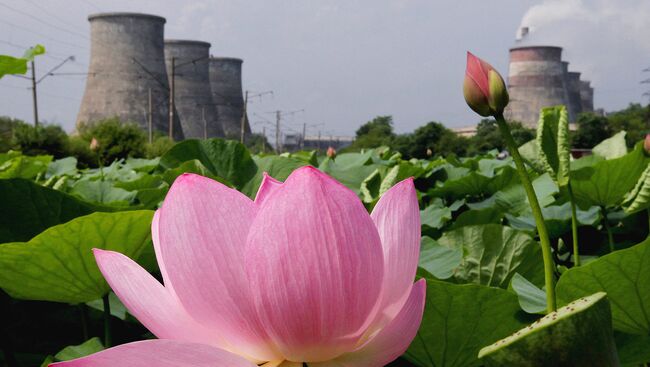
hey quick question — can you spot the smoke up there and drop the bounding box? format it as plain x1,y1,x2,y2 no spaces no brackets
517,0,650,108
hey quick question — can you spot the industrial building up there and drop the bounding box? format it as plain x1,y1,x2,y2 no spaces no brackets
76,12,247,141
504,27,595,128
76,13,184,140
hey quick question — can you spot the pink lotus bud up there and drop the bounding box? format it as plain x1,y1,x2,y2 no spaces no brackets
63,168,425,366
327,146,337,159
645,134,650,153
463,51,509,117
426,148,433,157
89,137,99,151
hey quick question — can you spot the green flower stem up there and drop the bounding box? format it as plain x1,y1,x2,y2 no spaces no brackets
103,294,112,348
496,114,556,313
567,183,580,266
80,303,89,341
601,207,615,253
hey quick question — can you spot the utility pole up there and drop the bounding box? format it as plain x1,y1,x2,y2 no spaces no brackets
262,126,266,153
30,61,38,126
275,110,281,153
240,90,248,144
148,88,153,144
301,122,306,150
240,90,273,144
317,130,322,152
168,57,176,140
202,106,207,140
18,56,74,127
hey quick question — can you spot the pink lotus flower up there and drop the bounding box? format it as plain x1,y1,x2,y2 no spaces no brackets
463,51,509,117
51,166,425,367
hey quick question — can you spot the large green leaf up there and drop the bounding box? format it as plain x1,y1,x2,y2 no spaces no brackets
536,106,570,187
593,131,628,160
404,279,528,367
430,166,518,200
0,151,52,179
556,236,650,335
45,157,78,179
0,211,153,303
437,224,544,288
239,155,307,198
570,143,650,208
622,164,650,214
510,272,546,314
54,337,104,361
318,152,381,194
70,180,136,206
506,202,600,238
158,138,258,189
0,178,106,243
418,236,463,280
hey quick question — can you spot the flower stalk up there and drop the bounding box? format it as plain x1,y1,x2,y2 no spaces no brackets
495,113,557,313
567,183,580,266
103,294,112,347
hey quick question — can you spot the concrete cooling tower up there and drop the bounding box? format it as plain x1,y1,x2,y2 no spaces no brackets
208,57,250,138
580,80,594,113
504,46,568,128
77,13,184,140
566,71,584,118
164,40,223,139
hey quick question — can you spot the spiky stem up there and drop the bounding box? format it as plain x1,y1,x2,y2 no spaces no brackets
567,183,580,266
496,114,556,313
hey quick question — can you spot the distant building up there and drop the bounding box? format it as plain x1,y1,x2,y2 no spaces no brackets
451,126,477,137
280,133,353,152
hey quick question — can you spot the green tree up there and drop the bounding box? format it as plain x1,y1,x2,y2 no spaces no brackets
469,119,534,153
245,133,273,154
11,122,69,158
571,113,612,149
607,103,650,147
348,115,396,150
0,116,21,153
77,118,147,164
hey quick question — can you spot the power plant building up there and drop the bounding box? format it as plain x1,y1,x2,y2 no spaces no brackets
76,13,184,140
164,40,223,139
208,57,250,138
504,28,595,127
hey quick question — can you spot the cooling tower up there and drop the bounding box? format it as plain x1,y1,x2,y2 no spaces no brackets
77,13,184,140
164,40,223,139
504,46,569,128
566,71,583,118
579,80,594,113
560,61,578,122
208,57,250,138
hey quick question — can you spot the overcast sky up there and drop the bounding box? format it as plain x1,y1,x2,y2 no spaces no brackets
1,0,649,137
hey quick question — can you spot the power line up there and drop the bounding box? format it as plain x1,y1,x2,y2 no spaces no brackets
0,19,87,51
0,1,89,41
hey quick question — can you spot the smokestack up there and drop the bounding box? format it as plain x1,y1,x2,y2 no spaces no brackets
208,57,249,138
77,13,184,140
165,40,223,139
504,46,569,127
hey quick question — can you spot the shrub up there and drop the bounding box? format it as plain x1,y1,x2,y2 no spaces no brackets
77,118,147,164
11,121,70,158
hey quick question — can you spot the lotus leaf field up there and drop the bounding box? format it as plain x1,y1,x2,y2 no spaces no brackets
1,116,650,365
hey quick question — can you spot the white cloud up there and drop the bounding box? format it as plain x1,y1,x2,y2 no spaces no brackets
518,0,650,108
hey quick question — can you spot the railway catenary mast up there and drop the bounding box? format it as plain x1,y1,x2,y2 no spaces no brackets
77,13,184,140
